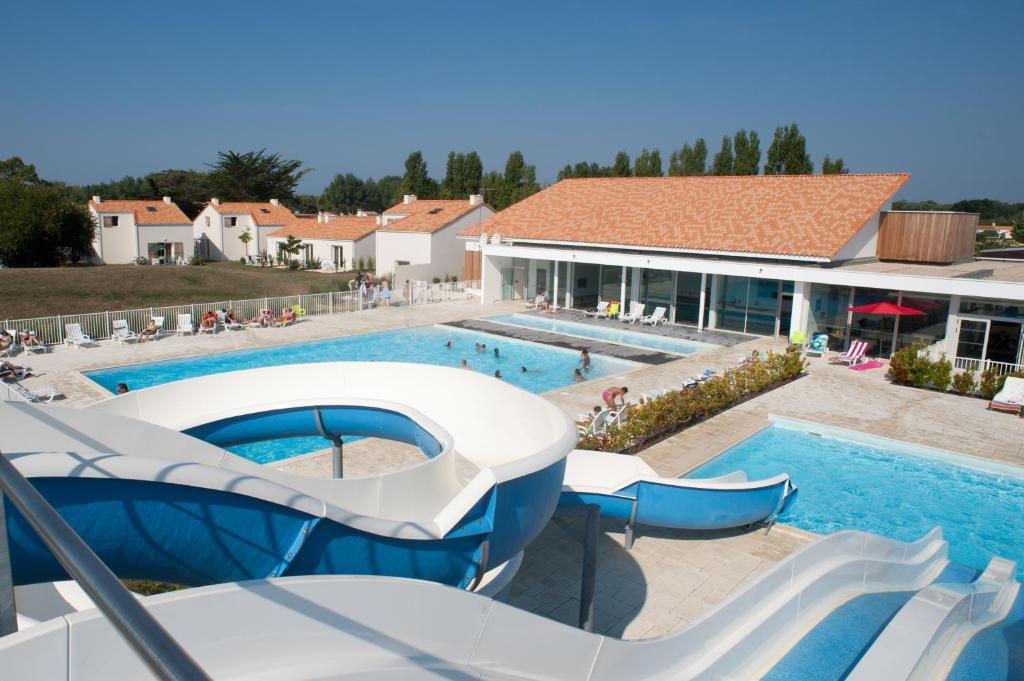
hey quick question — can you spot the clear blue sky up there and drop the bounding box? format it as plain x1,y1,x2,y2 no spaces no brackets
2,1,1021,201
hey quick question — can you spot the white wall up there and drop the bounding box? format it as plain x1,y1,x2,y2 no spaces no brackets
136,225,194,261
192,206,224,260
375,231,431,276
90,210,136,264
833,212,880,262
482,255,511,303
266,235,376,270
427,206,494,280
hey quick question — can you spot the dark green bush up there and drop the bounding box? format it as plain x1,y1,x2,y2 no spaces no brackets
980,370,1024,400
929,354,952,391
951,371,976,395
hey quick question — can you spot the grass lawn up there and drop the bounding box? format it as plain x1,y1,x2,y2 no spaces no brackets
1,263,355,319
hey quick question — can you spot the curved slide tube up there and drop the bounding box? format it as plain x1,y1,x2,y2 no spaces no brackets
559,450,796,547
0,529,950,680
0,363,576,588
849,556,1020,681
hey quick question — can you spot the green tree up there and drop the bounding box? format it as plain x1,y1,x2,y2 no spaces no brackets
277,234,303,263
0,157,42,185
64,175,152,203
463,151,483,196
765,123,813,175
320,173,370,214
479,170,505,205
497,151,539,209
441,151,484,198
370,175,403,211
144,169,210,218
0,181,95,266
711,136,734,175
206,149,309,201
288,194,319,213
1013,219,1024,243
687,138,707,175
634,148,663,177
238,227,253,257
611,151,632,177
668,145,687,176
822,155,849,175
556,164,575,181
733,130,761,175
399,151,438,198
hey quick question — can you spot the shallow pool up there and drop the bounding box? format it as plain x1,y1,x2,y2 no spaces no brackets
487,313,712,355
85,324,636,463
688,419,1024,576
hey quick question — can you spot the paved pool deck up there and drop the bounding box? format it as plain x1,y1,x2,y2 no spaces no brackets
9,298,1024,641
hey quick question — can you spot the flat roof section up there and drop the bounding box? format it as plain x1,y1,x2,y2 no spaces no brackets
836,258,1024,284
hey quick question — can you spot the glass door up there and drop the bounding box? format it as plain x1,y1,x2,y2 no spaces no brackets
955,318,988,361
987,320,1023,365
332,245,344,269
501,268,515,301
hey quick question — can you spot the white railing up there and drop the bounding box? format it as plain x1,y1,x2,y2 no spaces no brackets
1,280,480,347
953,356,1024,377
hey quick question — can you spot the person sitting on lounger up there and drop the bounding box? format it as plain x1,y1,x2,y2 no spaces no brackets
0,332,12,353
602,386,629,409
138,318,159,342
575,405,602,427
21,330,42,347
0,360,30,381
225,309,239,324
200,311,217,330
275,307,297,326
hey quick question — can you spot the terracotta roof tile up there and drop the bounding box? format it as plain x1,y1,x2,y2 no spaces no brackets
381,199,484,233
88,199,191,226
210,201,293,226
269,215,377,241
458,174,911,260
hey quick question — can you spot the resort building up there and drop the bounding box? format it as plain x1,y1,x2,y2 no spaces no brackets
460,175,1024,373
88,196,193,265
375,194,494,281
192,198,295,261
265,212,377,269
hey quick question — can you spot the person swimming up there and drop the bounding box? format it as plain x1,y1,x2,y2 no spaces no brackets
445,340,454,348
460,359,472,370
494,370,502,379
573,368,585,382
520,366,542,374
493,347,500,358
580,349,591,370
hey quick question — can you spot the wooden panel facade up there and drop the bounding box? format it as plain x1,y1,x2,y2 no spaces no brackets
876,211,978,264
464,249,482,281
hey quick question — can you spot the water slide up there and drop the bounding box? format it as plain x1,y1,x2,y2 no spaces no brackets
0,529,961,680
560,450,796,546
0,363,576,589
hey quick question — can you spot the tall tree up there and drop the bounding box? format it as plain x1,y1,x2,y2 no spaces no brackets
765,123,813,175
732,130,761,175
441,151,464,199
0,156,42,185
685,138,707,175
611,151,632,177
479,170,505,206
557,164,575,181
822,155,849,174
463,151,483,195
206,149,309,201
371,175,403,210
497,151,539,209
0,180,94,266
668,145,688,176
145,169,210,217
711,136,734,175
320,173,370,214
634,148,663,177
399,151,437,198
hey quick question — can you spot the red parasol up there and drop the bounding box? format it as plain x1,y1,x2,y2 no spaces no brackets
847,302,925,316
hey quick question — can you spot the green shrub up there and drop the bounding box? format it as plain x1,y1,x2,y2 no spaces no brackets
288,258,301,270
951,371,976,395
188,254,204,266
929,353,952,391
432,277,442,284
888,344,951,389
304,257,322,270
577,347,806,453
980,370,1024,400
887,345,916,385
238,256,247,264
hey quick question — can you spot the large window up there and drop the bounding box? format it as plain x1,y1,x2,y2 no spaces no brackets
714,276,781,335
807,284,851,349
895,295,950,351
960,299,1024,319
747,278,781,335
675,272,702,325
715,275,750,333
571,263,600,309
849,288,899,356
599,265,623,303
637,269,673,317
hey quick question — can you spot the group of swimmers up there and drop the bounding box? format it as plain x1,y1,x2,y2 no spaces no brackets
446,340,597,383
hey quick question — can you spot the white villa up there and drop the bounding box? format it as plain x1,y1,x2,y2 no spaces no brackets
192,199,295,261
459,175,1024,374
266,212,377,269
88,197,193,264
376,194,494,280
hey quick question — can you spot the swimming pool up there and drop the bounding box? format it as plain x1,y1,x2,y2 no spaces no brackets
687,418,1024,576
487,313,712,355
85,325,637,463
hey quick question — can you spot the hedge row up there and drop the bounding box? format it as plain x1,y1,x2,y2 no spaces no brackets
887,344,1024,399
577,346,807,453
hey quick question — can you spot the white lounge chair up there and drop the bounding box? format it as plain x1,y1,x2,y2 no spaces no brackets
577,408,613,437
63,323,97,349
989,377,1024,415
619,303,646,324
111,320,138,345
7,382,55,403
640,306,667,326
176,314,194,336
1,329,16,357
150,316,165,339
16,329,48,354
830,340,868,366
597,302,620,319
582,301,609,318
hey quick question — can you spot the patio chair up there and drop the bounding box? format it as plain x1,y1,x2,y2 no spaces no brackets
830,340,868,366
640,307,667,326
619,303,646,324
18,329,48,354
63,323,98,349
803,333,829,358
176,314,194,336
7,382,55,403
582,301,609,318
597,301,620,319
1,329,16,358
1,362,30,381
151,316,166,339
989,377,1024,415
111,320,138,345
577,408,613,437
198,315,219,335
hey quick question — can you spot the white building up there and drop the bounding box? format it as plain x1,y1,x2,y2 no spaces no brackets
459,175,1024,374
192,199,295,261
88,197,193,265
375,194,494,280
266,212,377,269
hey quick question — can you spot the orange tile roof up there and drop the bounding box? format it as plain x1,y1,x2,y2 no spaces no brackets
268,215,378,241
458,174,911,260
381,199,485,233
210,201,294,226
88,199,191,226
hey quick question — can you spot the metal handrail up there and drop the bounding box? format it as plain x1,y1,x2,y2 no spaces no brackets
0,450,213,681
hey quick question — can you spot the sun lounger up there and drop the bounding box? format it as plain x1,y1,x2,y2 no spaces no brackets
598,302,620,319
577,408,613,437
176,314,194,336
111,320,138,345
150,316,166,339
0,363,30,381
804,333,829,358
830,340,868,366
989,377,1024,415
582,301,609,318
15,329,48,354
619,303,646,324
640,307,667,326
63,323,98,349
7,382,55,403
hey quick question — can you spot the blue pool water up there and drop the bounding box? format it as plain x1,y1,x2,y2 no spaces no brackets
688,421,1024,576
487,313,712,355
85,325,636,463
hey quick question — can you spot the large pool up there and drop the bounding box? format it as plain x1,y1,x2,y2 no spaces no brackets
487,313,712,355
688,418,1024,576
85,325,637,463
